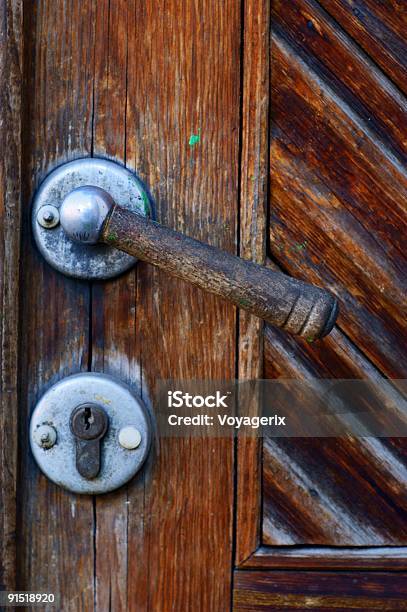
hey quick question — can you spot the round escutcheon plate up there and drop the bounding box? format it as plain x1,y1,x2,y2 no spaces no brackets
29,373,152,495
32,158,151,280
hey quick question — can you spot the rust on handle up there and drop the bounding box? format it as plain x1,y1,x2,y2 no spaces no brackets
101,204,338,339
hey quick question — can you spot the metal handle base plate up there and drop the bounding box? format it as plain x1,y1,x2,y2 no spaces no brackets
32,158,151,280
29,373,152,494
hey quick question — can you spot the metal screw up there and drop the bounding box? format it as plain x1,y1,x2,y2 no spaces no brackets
43,210,55,223
33,424,57,449
118,426,142,450
37,205,60,229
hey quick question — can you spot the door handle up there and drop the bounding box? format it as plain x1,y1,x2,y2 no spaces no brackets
58,185,338,339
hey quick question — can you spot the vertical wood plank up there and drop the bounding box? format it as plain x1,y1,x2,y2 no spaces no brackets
91,1,137,609
18,2,95,609
236,0,269,566
91,0,241,609
0,0,22,592
125,2,240,609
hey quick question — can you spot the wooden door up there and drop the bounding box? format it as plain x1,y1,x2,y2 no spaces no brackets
1,1,406,610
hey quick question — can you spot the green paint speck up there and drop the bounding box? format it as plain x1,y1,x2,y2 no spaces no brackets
294,241,307,251
306,336,314,344
189,128,201,147
141,190,151,215
107,231,118,242
239,298,251,308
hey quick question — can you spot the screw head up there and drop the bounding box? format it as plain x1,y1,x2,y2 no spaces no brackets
118,426,142,450
43,211,54,223
33,424,57,449
37,205,60,229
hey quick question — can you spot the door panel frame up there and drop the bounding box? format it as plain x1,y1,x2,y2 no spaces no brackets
234,0,407,574
235,0,269,567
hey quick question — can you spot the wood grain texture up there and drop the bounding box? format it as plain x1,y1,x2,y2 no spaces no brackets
319,0,407,95
262,324,407,546
91,1,134,610
0,0,22,592
263,436,407,545
234,571,407,610
241,545,407,570
260,7,407,551
269,31,407,378
17,2,95,609
95,1,240,610
236,0,269,566
272,0,406,159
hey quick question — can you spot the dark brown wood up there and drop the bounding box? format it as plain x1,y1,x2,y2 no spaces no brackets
238,256,407,557
268,30,407,378
17,2,95,607
102,205,338,339
234,571,407,610
240,546,407,570
256,5,407,555
236,0,269,566
94,1,241,610
262,324,407,546
91,2,134,609
319,0,407,95
0,0,22,592
263,436,407,546
271,0,406,159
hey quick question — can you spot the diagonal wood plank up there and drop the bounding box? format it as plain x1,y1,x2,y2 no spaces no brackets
269,33,406,378
262,324,407,545
271,0,406,159
319,0,407,94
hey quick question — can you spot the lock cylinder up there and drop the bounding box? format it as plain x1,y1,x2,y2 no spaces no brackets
70,403,109,479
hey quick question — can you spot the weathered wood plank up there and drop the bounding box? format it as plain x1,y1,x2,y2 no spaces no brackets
241,545,407,570
263,435,407,545
269,33,407,378
0,0,22,592
319,0,407,95
91,1,138,609
234,571,407,610
262,324,407,546
271,0,406,159
94,1,240,610
264,306,402,381
236,0,269,566
18,2,95,608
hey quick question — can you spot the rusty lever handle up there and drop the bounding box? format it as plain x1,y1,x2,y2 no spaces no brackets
60,186,338,339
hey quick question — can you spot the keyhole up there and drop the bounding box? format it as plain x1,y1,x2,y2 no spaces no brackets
83,406,92,430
